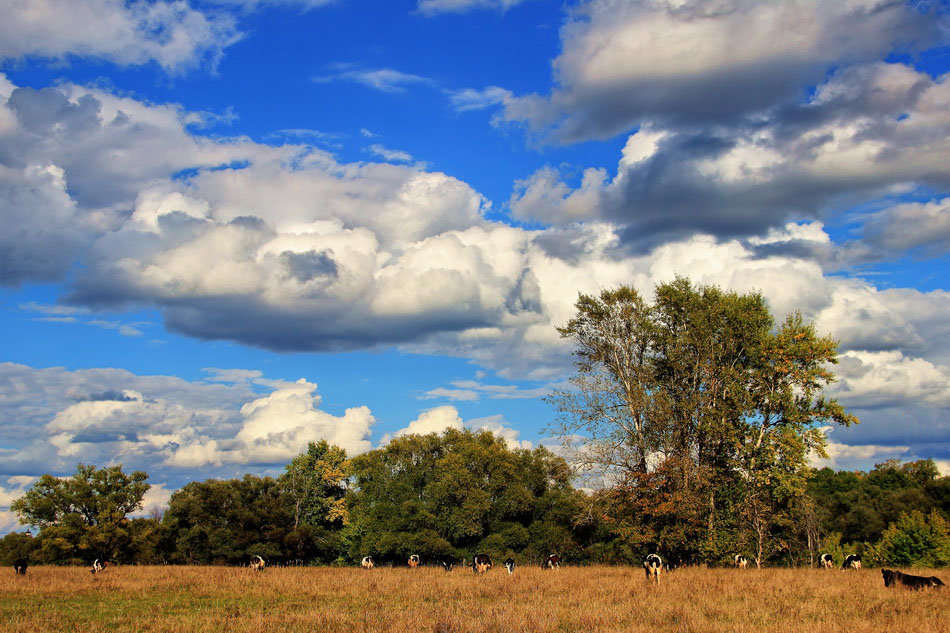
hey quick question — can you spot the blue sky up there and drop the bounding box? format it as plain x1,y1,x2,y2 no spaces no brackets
1,0,948,527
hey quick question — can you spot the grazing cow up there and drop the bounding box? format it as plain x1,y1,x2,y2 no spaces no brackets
361,556,375,570
472,554,492,574
663,561,677,573
882,569,946,590
408,554,420,568
250,555,266,572
643,554,662,584
842,554,862,570
503,558,516,575
13,560,27,575
441,558,456,572
541,554,560,570
819,553,833,569
734,555,748,569
90,559,106,574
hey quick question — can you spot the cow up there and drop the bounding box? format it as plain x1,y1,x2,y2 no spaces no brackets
472,553,492,574
541,554,560,570
882,569,946,590
734,555,748,569
842,554,862,570
504,558,516,575
819,553,833,569
90,559,106,574
361,556,375,569
643,554,662,584
408,554,420,568
13,560,27,575
249,555,266,572
441,558,456,572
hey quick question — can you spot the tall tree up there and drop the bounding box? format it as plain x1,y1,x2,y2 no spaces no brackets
550,278,856,563
11,463,149,563
279,440,348,530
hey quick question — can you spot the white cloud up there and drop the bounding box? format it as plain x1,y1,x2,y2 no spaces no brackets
447,86,514,112
0,0,241,73
417,0,533,15
384,405,531,450
500,0,939,140
367,144,414,163
314,67,434,93
507,64,950,249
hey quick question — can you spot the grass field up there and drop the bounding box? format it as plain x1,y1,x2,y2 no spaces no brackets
2,565,947,633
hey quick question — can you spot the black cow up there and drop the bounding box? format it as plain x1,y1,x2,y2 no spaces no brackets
643,554,662,584
472,554,492,574
842,554,862,570
504,558,516,575
541,554,560,570
882,569,945,590
13,560,27,575
819,553,833,569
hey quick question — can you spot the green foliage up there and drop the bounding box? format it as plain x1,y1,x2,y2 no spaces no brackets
345,428,587,564
162,474,293,565
0,532,36,565
551,278,856,565
279,440,349,530
10,464,149,563
865,510,950,567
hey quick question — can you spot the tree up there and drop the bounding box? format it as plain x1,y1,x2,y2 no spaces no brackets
162,475,290,565
866,510,950,567
11,463,149,563
345,428,586,564
549,278,856,563
279,440,348,530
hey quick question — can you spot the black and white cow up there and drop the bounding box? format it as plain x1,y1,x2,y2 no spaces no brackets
734,555,748,569
643,554,662,584
441,558,457,572
541,554,560,570
819,553,833,569
13,560,27,575
408,554,420,568
90,559,106,574
250,555,266,572
842,554,862,570
882,569,945,590
472,553,492,574
504,558,516,575
361,556,375,569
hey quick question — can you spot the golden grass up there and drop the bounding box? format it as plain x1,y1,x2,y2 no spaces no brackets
2,565,947,633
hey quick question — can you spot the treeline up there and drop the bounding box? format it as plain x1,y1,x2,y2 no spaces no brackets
2,433,948,569
4,279,949,569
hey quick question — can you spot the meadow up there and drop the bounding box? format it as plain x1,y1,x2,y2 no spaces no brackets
1,565,946,633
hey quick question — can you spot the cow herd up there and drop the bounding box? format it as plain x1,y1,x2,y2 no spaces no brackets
10,551,943,590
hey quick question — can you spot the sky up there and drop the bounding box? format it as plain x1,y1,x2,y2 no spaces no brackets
0,0,948,531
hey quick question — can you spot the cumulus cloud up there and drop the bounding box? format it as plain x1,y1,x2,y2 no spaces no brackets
0,363,376,482
383,405,531,449
1,74,949,467
501,0,940,140
0,0,241,73
509,63,950,249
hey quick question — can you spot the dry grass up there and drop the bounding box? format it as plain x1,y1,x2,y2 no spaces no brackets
1,565,947,633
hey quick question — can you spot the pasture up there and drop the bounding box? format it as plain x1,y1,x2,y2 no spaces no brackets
2,565,947,633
